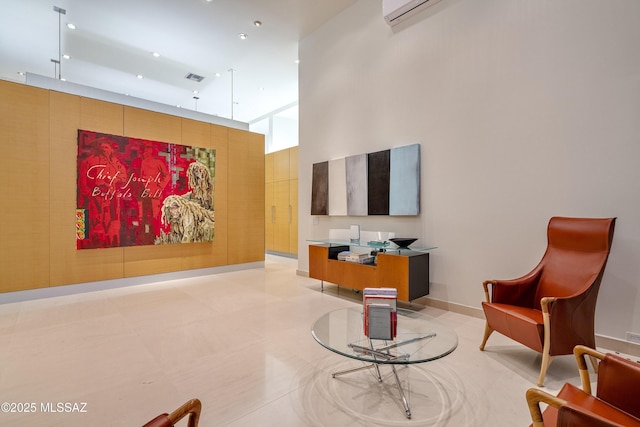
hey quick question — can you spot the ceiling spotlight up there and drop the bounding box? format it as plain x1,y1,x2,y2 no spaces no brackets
253,20,262,27
18,71,25,76
238,33,248,40
193,90,199,94
63,54,70,59
295,59,300,64
67,23,76,30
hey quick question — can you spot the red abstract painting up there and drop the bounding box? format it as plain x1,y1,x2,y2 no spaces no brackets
76,130,216,249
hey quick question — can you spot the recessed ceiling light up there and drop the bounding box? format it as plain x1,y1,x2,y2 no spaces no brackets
193,90,199,94
295,59,300,64
215,73,221,77
18,71,25,76
67,23,76,30
152,52,160,57
238,33,248,40
63,54,70,59
136,74,144,79
253,20,262,27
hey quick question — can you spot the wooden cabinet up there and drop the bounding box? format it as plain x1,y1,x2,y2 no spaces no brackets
265,147,298,255
308,244,430,301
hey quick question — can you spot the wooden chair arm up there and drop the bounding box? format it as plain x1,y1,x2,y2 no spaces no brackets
482,280,495,302
574,345,605,394
540,296,557,313
526,388,567,427
168,398,201,427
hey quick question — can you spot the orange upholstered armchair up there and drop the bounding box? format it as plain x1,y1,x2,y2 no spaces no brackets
526,345,640,426
480,217,616,386
142,398,201,427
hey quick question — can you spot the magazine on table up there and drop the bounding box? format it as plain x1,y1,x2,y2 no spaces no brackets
363,287,397,339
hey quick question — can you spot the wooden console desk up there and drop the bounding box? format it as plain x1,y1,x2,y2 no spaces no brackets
308,242,433,302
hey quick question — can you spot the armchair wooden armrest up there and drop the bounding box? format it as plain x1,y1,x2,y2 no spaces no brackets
574,344,603,394
142,398,201,427
483,268,542,306
526,388,566,427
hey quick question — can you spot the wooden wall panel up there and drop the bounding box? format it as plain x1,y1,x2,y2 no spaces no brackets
79,98,125,136
227,128,265,264
265,151,275,184
289,146,298,181
274,180,291,252
273,148,290,182
179,120,229,270
265,146,298,255
50,95,126,286
0,81,51,291
123,106,181,143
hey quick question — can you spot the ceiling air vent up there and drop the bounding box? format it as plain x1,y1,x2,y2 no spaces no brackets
185,73,205,82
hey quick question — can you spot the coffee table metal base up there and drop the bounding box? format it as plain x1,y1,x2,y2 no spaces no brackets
331,360,412,418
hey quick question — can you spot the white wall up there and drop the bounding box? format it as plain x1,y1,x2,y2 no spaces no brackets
298,0,640,341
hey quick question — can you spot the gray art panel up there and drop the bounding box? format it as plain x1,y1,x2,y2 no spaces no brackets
389,144,420,215
345,154,368,216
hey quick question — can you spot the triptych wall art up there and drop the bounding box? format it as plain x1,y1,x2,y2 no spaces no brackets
76,130,216,249
311,143,421,216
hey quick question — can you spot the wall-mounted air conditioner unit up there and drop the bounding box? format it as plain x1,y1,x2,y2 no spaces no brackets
383,0,442,27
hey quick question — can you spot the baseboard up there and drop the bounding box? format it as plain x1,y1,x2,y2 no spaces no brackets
418,296,485,319
596,334,640,358
0,261,265,305
266,250,298,259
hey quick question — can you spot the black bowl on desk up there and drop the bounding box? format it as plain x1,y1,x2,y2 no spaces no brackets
389,238,418,249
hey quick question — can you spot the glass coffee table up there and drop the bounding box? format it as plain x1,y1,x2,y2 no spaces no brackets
311,307,458,419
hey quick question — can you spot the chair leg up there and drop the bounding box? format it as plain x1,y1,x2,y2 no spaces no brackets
537,351,554,387
479,322,494,351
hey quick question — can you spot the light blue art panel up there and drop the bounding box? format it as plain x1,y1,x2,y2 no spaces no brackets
389,144,420,215
346,154,368,216
328,158,347,216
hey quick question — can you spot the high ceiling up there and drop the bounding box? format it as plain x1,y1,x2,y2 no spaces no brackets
0,0,358,123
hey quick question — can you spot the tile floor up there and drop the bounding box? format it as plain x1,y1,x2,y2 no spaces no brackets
0,255,596,426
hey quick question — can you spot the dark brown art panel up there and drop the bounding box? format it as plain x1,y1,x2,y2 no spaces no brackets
367,150,390,215
311,161,329,215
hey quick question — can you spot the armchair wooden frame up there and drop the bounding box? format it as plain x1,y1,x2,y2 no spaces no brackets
142,398,201,427
526,345,640,427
